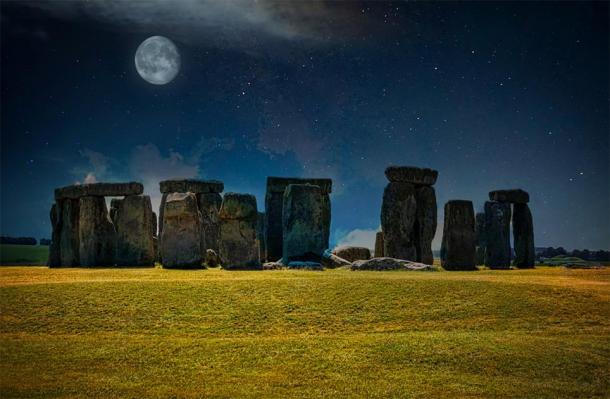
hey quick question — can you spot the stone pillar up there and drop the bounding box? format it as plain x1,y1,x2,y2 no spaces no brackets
256,212,266,262
160,192,203,268
109,198,123,226
381,166,438,263
158,193,168,237
513,203,535,268
484,201,511,269
59,198,80,267
198,192,223,253
48,203,62,267
374,231,384,257
78,196,116,267
282,184,326,264
475,212,486,265
264,177,332,262
441,200,476,270
219,193,260,269
114,195,155,266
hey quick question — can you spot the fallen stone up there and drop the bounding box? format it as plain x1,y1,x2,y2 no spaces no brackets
282,184,326,263
55,182,143,200
321,249,352,268
78,196,116,266
219,193,260,269
415,185,437,265
440,200,477,270
381,182,417,261
384,166,438,185
374,232,384,257
351,257,436,271
484,201,512,269
332,246,371,262
263,261,283,270
287,261,324,270
489,189,529,204
159,179,224,194
160,192,203,269
205,249,220,267
513,203,535,268
114,195,155,266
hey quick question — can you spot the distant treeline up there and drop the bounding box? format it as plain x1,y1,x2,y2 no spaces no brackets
536,247,610,261
0,236,52,246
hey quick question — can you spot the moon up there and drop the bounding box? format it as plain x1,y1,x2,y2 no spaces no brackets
135,36,180,85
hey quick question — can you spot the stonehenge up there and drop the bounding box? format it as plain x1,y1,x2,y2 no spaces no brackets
264,177,332,262
441,200,476,270
48,182,153,267
47,172,535,272
218,193,260,269
381,166,437,264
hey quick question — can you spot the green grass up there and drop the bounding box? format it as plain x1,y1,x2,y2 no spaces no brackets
1,267,609,398
0,244,48,265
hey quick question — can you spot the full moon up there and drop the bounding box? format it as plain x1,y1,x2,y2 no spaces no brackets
134,36,180,85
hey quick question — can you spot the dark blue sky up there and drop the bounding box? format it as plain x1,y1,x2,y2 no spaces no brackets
1,1,608,250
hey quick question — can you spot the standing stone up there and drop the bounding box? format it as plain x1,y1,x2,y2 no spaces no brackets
158,193,168,237
513,203,535,268
151,211,158,263
441,200,476,270
160,193,203,269
484,201,512,269
282,184,327,264
219,193,260,269
198,192,222,253
381,182,417,261
475,212,486,265
59,198,80,266
48,203,61,267
374,231,384,258
415,186,437,265
79,196,116,267
264,177,332,262
489,189,529,204
114,195,155,266
151,211,157,237
256,212,266,262
332,246,371,262
109,198,123,225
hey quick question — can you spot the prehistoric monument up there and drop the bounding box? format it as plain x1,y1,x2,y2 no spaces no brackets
440,200,476,270
380,166,437,265
47,170,535,271
48,182,154,267
264,177,332,263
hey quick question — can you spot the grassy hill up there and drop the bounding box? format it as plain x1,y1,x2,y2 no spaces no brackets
0,244,48,265
1,266,608,398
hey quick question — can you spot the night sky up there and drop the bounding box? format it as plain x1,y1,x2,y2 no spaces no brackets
1,1,608,251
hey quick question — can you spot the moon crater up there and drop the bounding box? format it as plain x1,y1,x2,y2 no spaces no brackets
135,36,180,85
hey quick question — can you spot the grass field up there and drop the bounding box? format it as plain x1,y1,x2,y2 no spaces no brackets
0,244,48,265
1,266,609,398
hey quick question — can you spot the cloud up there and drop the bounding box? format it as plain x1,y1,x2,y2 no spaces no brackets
83,173,97,184
335,227,380,252
25,1,364,51
72,148,114,184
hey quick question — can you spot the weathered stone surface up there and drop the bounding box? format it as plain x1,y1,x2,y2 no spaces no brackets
114,195,155,266
484,201,512,269
48,203,61,267
198,192,222,253
321,250,351,268
204,249,219,267
287,261,324,270
320,193,331,247
109,199,123,226
264,177,332,261
151,212,157,237
441,200,476,270
263,261,283,270
78,196,116,267
160,193,203,269
332,246,371,262
158,193,168,237
384,166,438,185
282,184,326,263
415,185,437,265
351,257,436,271
381,182,417,261
489,189,529,204
55,182,143,200
159,179,224,194
475,212,486,265
513,203,535,268
256,212,266,262
59,198,80,266
374,232,384,257
219,193,260,269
